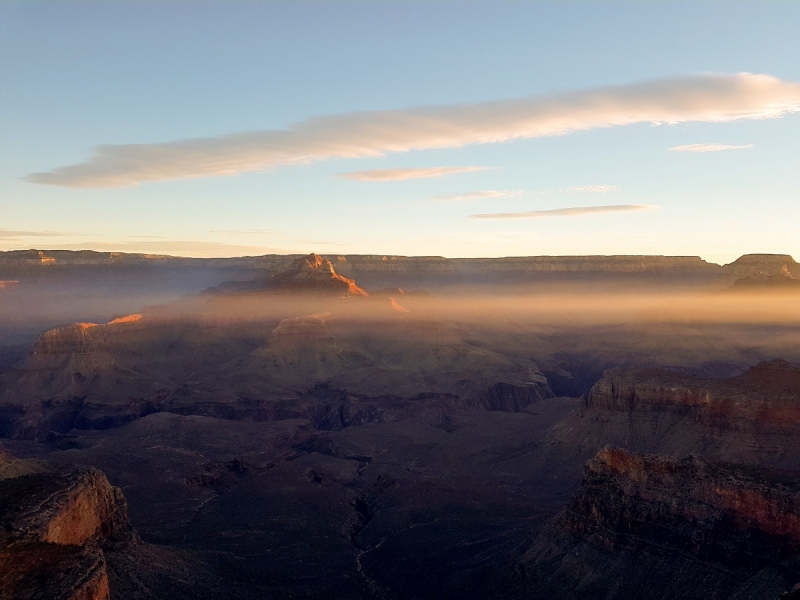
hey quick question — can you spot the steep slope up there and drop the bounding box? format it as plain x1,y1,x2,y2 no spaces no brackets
516,448,800,600
0,443,48,479
0,448,265,600
0,467,130,600
549,359,800,468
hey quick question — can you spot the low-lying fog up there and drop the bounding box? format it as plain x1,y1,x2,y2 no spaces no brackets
4,278,800,384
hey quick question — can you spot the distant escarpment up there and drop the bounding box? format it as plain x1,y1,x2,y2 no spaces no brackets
183,251,800,290
0,465,132,600
517,448,800,600
725,254,800,280
7,248,800,292
549,359,800,467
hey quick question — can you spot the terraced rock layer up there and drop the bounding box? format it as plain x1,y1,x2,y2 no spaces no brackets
516,448,800,600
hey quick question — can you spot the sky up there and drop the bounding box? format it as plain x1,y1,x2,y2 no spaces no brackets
2,1,800,263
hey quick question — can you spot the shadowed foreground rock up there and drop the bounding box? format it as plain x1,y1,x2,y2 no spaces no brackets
0,467,130,600
549,359,800,469
514,448,800,600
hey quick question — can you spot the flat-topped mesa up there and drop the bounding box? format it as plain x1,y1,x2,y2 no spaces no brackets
450,255,718,273
27,315,145,363
269,253,368,296
32,322,98,355
724,253,800,279
566,448,800,562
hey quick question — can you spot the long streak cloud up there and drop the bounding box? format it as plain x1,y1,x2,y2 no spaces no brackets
339,166,487,181
25,73,800,188
470,205,652,219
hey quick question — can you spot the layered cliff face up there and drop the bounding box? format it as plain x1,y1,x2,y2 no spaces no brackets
586,359,800,429
518,448,800,600
0,466,132,600
566,448,800,561
3,249,799,292
549,359,800,467
731,264,800,290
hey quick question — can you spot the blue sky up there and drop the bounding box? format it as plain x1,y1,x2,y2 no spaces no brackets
2,1,799,262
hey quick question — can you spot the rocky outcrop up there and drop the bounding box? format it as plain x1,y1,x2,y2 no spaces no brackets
586,359,800,433
31,323,99,356
269,254,368,296
518,448,800,600
0,467,132,600
547,359,800,471
566,448,800,561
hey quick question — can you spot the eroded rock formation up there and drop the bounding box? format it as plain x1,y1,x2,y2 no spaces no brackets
518,448,800,600
0,466,132,600
548,359,800,467
269,253,369,296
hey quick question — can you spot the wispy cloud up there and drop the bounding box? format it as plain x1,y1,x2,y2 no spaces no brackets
0,229,68,239
210,228,274,235
25,73,800,188
298,240,347,247
436,189,523,202
470,204,653,219
565,184,619,193
670,143,753,152
57,240,288,258
339,166,488,181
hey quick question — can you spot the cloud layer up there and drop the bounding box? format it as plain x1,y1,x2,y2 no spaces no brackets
565,185,619,193
0,229,67,239
670,143,753,152
436,189,522,202
26,73,800,188
470,204,652,219
339,166,487,181
58,240,287,258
